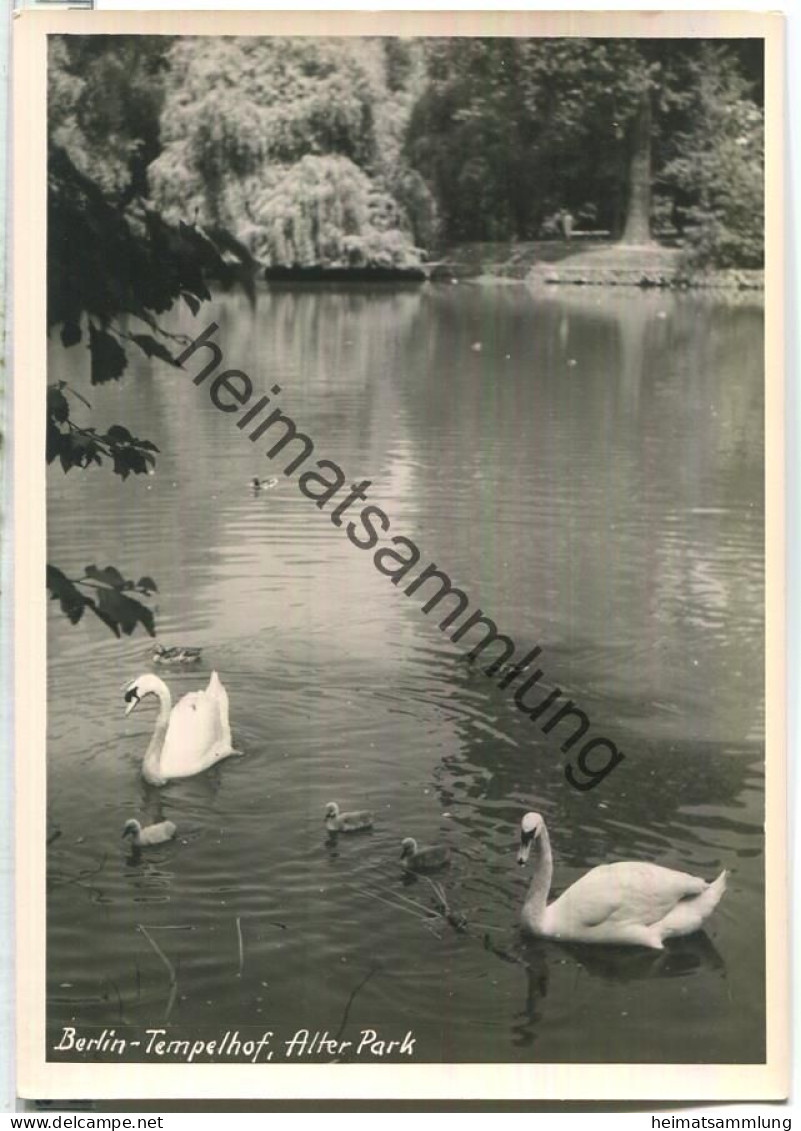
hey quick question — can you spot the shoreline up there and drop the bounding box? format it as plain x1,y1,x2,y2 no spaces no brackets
436,239,764,291
257,240,764,291
525,265,764,291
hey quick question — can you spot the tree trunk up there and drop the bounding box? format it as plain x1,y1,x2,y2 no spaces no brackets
621,87,652,245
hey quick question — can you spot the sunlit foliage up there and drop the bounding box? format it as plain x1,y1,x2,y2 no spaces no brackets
149,37,437,266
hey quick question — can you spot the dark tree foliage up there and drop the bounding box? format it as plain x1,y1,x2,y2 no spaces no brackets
406,40,533,240
406,38,654,241
47,39,248,637
405,37,763,258
48,146,222,336
657,44,764,267
47,381,159,481
49,35,173,202
47,564,158,639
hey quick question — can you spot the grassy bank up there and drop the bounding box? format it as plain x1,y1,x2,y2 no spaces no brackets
436,239,764,290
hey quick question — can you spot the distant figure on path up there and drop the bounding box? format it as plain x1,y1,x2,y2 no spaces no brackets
560,209,574,241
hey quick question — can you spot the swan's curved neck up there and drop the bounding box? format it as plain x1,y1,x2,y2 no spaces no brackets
143,679,172,782
523,827,554,932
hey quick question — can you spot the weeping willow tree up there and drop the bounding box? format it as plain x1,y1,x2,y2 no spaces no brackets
149,37,436,267
250,155,420,268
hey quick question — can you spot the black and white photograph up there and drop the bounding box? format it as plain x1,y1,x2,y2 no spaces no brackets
14,8,786,1101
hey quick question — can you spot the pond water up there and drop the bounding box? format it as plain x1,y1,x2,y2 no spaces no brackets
46,281,765,1066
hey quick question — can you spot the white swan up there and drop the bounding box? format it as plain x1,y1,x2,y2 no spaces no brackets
123,671,239,786
516,812,727,950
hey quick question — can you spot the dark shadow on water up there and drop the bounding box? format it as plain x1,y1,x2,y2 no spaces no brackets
486,928,726,1050
546,929,725,983
486,922,724,985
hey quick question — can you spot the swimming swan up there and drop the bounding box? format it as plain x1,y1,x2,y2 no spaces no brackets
122,818,177,846
123,671,239,786
400,837,451,873
517,812,727,950
324,802,374,833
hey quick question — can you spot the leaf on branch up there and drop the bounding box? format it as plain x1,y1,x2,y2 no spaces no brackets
70,432,96,455
61,321,82,348
46,564,91,625
46,420,64,465
47,562,159,637
106,424,134,444
47,388,158,478
181,291,201,316
130,334,181,367
95,424,160,479
84,564,126,589
112,447,150,479
94,587,156,638
89,323,128,385
47,386,70,424
50,427,102,473
89,599,122,638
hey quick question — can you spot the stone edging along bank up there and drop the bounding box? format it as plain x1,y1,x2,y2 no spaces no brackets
526,264,764,290
432,241,764,290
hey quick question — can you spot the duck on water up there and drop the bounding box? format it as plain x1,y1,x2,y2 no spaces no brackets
151,643,203,666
